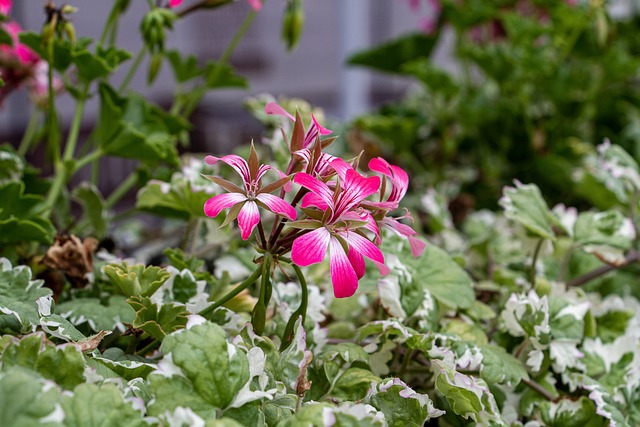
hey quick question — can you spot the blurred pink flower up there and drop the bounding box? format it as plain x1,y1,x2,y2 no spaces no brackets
247,0,262,11
168,0,183,7
0,0,11,15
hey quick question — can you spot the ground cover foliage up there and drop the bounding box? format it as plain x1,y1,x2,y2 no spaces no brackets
1,1,640,426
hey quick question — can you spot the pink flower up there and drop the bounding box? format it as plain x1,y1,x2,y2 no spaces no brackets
1,21,39,66
168,0,183,7
203,150,296,240
367,157,426,257
265,102,332,151
0,0,11,15
291,162,388,298
247,0,262,11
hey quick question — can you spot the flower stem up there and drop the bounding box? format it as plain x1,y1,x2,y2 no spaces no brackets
75,149,103,170
280,264,308,351
44,83,90,215
251,254,271,335
105,172,138,209
18,111,42,157
119,46,147,93
199,267,263,317
529,238,544,288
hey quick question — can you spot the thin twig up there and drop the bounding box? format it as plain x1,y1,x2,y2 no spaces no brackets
567,250,640,287
522,378,559,402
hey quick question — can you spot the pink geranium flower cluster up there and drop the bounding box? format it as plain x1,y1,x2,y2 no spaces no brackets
0,0,62,106
203,103,425,298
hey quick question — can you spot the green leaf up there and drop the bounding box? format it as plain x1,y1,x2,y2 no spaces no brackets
148,321,250,416
478,344,529,386
164,247,206,272
500,182,557,240
348,33,439,75
72,183,107,238
57,296,135,332
166,50,203,82
127,296,189,341
540,397,607,427
0,182,54,244
103,262,170,298
93,348,156,380
574,211,634,250
330,368,382,402
62,383,147,427
0,333,86,390
96,84,187,166
0,145,24,185
0,369,64,427
595,310,633,343
398,241,476,310
433,360,503,424
204,62,248,89
368,379,443,426
0,259,52,334
278,403,385,427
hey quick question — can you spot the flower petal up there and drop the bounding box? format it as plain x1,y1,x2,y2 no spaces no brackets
329,237,359,298
300,192,330,211
294,173,334,211
237,201,261,240
205,154,252,183
204,193,247,218
256,193,297,220
292,227,330,267
408,235,427,257
247,0,263,12
347,247,366,279
265,101,294,121
339,231,386,273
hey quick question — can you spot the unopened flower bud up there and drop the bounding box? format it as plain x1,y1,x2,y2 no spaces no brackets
61,5,78,15
147,51,163,84
63,21,76,44
281,0,304,52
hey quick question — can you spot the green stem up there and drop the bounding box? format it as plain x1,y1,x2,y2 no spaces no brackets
136,339,161,356
18,111,42,157
251,255,271,335
119,46,147,93
199,267,263,317
75,149,103,170
105,172,138,209
280,264,308,351
529,238,545,288
99,1,121,46
44,83,90,214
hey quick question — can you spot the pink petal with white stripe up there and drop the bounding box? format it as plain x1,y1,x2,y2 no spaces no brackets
329,237,359,298
300,192,330,211
339,231,385,266
347,247,366,279
294,173,335,211
204,193,247,218
256,193,297,220
205,154,252,183
237,200,261,240
264,102,294,121
292,227,330,266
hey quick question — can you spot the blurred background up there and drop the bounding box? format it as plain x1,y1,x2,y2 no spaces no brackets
0,1,438,148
